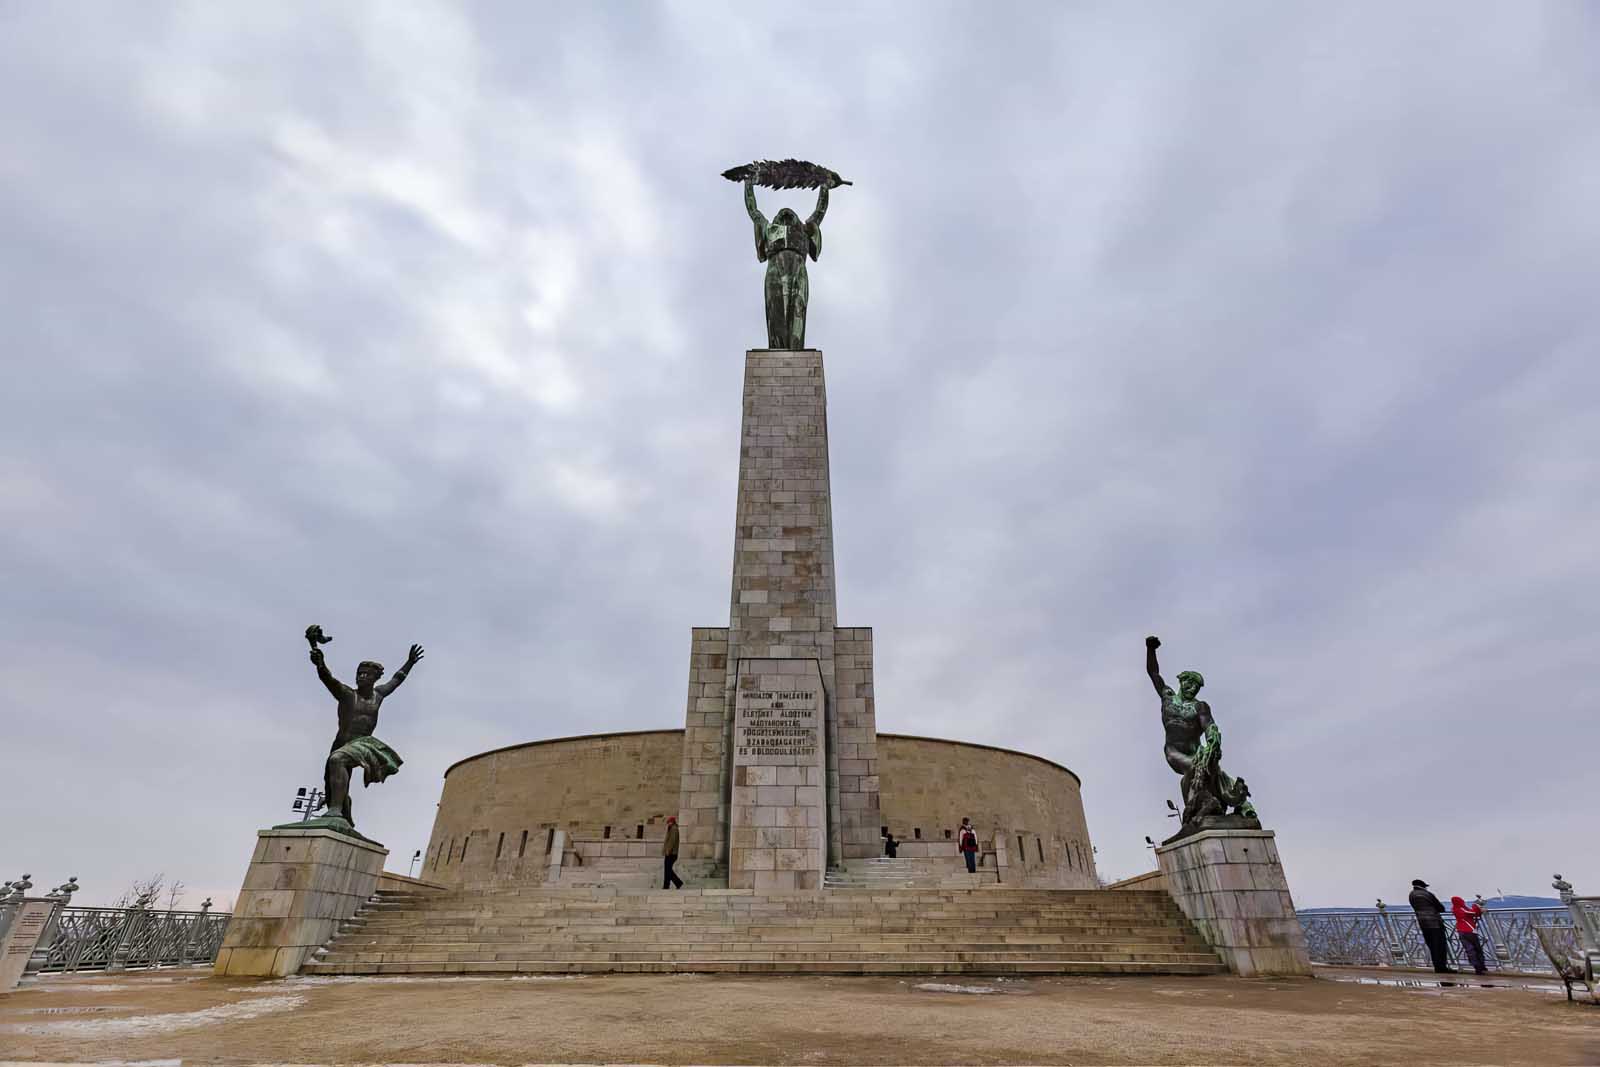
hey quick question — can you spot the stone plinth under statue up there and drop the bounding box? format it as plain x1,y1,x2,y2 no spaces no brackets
214,827,386,977
1155,827,1311,976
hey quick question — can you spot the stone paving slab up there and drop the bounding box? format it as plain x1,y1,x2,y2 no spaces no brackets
3,965,1596,1065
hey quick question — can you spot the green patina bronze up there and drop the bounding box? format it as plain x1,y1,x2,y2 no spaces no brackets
724,160,849,350
1145,635,1259,839
272,625,424,840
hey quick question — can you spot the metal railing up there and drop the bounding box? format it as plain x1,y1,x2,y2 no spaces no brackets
35,902,232,973
1299,875,1598,978
1299,905,1571,975
1,878,233,976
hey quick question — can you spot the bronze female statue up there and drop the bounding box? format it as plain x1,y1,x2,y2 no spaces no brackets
724,159,848,350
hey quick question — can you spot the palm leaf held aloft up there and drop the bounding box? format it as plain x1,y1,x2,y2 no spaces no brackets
722,159,851,190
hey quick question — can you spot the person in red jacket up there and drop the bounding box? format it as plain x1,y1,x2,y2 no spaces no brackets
957,818,979,873
1452,895,1488,975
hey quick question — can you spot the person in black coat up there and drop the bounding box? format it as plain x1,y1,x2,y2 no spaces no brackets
1408,878,1454,973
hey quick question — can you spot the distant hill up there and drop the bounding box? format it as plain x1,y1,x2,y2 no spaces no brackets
1300,895,1561,913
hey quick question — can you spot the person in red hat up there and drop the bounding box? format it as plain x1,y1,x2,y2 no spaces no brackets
662,816,684,890
1452,895,1488,975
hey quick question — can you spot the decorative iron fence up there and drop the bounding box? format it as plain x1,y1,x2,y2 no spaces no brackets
1298,906,1572,975
22,900,232,975
0,876,233,977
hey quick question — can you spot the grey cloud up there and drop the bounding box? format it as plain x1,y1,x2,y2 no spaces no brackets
1,2,1594,908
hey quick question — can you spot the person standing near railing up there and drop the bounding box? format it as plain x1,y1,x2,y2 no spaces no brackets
1452,895,1489,975
1409,878,1454,973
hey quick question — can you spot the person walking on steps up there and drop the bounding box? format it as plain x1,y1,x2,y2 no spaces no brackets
662,816,684,890
1409,878,1453,973
884,831,898,858
1452,894,1489,975
958,818,979,874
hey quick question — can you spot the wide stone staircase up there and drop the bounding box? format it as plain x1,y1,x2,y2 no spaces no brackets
823,857,999,889
303,886,1225,976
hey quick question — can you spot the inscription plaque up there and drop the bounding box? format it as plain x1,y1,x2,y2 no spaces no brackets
728,658,827,890
0,900,54,991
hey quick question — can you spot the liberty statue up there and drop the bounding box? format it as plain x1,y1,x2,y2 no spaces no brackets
723,159,849,349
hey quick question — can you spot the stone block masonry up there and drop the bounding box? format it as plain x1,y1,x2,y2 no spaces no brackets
677,627,730,870
1155,827,1312,977
214,827,386,977
679,349,881,874
729,658,827,889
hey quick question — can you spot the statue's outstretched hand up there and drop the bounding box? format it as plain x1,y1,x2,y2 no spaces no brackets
310,648,325,666
406,644,425,667
1146,635,1161,650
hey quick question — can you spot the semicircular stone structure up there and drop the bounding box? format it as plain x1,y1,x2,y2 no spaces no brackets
420,349,1097,892
422,729,1097,890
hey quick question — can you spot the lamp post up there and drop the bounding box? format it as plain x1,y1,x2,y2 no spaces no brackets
407,850,422,878
290,786,326,821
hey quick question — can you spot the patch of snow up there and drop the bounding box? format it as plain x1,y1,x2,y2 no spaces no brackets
0,993,306,1037
913,982,999,994
223,973,583,992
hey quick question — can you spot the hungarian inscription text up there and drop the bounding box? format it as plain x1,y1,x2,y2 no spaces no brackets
735,689,819,760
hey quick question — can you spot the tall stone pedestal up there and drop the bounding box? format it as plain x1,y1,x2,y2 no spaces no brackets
1155,827,1311,977
214,827,386,977
678,349,881,880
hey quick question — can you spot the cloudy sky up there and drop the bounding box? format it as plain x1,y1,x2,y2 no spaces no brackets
3,2,1595,910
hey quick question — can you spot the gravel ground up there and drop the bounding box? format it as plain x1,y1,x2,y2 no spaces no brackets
1,965,1595,1065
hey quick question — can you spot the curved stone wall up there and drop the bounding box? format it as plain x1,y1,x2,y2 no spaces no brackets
876,734,1097,888
423,728,1096,889
422,730,684,889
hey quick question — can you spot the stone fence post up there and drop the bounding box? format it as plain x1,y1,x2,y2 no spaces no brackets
1554,874,1600,968
23,877,78,978
0,876,33,945
106,892,153,973
178,898,212,967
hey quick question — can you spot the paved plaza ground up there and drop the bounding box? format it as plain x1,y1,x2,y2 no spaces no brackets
1,965,1594,1066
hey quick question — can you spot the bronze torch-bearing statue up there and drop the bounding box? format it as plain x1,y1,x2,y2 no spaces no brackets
274,624,424,839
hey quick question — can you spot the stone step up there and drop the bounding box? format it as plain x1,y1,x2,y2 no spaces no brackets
325,933,1209,948
311,886,1222,977
356,902,1184,921
353,921,1185,933
318,951,1221,968
351,924,1189,939
327,948,1213,963
398,888,1129,899
350,915,1189,930
303,958,1226,976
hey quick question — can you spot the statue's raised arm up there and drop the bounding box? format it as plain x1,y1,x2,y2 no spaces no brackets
377,644,425,697
306,624,348,699
744,179,769,262
1145,635,1169,696
804,186,828,261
